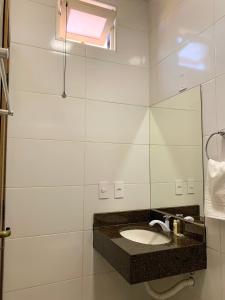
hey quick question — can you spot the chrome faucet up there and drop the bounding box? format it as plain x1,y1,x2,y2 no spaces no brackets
149,215,171,232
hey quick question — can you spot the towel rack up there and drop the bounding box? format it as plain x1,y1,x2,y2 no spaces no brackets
205,130,225,160
0,47,13,116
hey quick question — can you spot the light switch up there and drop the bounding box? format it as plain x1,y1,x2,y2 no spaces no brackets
98,181,110,199
114,181,124,199
175,180,184,195
187,180,195,194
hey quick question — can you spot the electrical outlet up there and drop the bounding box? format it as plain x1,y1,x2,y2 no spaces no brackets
187,179,195,194
114,181,124,199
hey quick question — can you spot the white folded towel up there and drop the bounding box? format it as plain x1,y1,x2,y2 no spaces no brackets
205,159,225,220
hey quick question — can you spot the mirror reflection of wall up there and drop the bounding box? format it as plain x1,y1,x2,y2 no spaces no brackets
150,86,204,215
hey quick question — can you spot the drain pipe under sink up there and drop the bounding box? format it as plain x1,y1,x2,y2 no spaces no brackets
144,276,195,300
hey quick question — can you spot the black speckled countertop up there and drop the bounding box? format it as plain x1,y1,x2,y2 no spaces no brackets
93,208,207,284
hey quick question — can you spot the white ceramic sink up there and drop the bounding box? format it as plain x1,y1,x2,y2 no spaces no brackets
120,229,171,245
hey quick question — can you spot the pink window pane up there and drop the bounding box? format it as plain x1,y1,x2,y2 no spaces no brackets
67,9,107,39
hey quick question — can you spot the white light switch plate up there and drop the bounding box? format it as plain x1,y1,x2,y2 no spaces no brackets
187,179,195,194
175,180,184,195
98,181,110,199
114,181,124,199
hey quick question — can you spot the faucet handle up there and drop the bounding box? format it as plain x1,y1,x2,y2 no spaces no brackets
176,214,184,218
163,215,171,221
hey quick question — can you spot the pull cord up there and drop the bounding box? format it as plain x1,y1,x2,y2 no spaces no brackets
62,1,68,98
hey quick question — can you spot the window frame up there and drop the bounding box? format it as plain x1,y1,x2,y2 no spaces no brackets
57,0,117,48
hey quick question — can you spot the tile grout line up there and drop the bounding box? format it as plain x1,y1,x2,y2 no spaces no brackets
10,89,150,108
11,41,149,70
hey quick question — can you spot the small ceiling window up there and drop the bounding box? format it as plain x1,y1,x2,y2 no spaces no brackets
57,0,117,50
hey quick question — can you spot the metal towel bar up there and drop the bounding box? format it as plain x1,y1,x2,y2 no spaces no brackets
0,47,13,116
205,130,225,160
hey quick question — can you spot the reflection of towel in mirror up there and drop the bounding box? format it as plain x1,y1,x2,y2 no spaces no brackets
205,159,225,220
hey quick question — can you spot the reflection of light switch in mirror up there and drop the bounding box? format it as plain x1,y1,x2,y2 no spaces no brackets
114,181,124,199
175,180,184,195
187,180,195,194
99,181,110,199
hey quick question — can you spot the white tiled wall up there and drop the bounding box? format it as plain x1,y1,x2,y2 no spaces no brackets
149,0,225,299
4,0,150,299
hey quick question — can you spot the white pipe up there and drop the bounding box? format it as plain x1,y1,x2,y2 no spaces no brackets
144,277,195,300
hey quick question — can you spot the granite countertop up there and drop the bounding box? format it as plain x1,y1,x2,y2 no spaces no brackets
93,209,207,284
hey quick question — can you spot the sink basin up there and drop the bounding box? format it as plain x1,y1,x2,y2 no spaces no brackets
120,229,171,245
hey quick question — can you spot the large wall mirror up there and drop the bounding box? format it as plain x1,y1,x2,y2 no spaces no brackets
150,86,204,219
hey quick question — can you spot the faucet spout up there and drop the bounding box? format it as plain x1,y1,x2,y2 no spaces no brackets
149,220,171,232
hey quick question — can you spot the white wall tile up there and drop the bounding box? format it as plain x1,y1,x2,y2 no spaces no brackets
11,0,55,49
149,66,158,105
150,145,203,182
150,52,179,103
153,85,201,110
83,230,113,276
215,17,225,76
215,0,225,22
220,220,225,253
10,43,62,95
149,0,214,64
85,143,149,185
150,16,170,67
222,253,225,300
6,139,84,187
66,54,86,98
4,232,83,291
205,218,221,251
151,181,203,209
86,100,149,144
201,80,217,136
87,26,149,67
216,74,225,130
84,184,150,229
216,74,225,161
149,26,159,67
28,0,56,7
4,279,82,300
86,58,149,106
150,108,202,146
8,92,85,141
10,44,86,98
114,0,149,32
181,25,215,91
10,0,86,56
148,0,183,31
150,26,214,103
83,271,150,300
6,186,83,238
192,249,222,300
151,249,222,300
147,274,195,300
